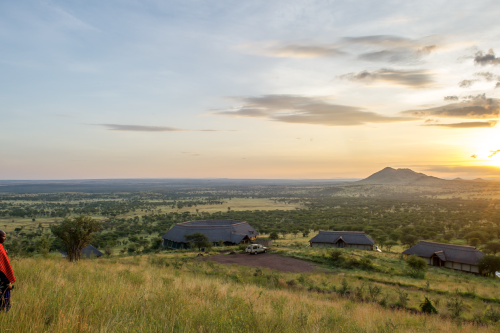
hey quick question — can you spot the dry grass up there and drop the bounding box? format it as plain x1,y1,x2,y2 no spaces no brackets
0,255,497,332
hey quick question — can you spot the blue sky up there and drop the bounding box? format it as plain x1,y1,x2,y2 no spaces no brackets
2,0,500,179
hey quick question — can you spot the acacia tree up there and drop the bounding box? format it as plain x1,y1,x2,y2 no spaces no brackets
50,215,102,262
184,232,211,251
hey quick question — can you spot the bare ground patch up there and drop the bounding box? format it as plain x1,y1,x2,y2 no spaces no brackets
202,253,322,273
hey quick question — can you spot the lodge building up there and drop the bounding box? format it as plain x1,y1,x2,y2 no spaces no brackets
309,231,375,250
403,241,484,274
161,219,258,249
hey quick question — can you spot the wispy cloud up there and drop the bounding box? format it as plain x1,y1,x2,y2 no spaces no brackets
458,79,477,88
422,121,497,128
256,35,440,64
444,96,459,101
98,124,241,132
212,94,415,126
338,68,436,89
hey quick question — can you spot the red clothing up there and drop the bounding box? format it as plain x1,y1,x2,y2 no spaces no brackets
0,244,15,283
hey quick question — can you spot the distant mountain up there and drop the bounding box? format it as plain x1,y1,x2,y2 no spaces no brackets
355,167,449,186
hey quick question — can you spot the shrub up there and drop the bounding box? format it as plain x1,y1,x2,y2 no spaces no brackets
338,278,350,296
330,249,343,261
484,306,500,322
405,255,427,279
354,283,365,299
396,289,409,308
478,255,500,276
447,294,468,318
420,297,438,314
360,257,373,269
368,285,382,302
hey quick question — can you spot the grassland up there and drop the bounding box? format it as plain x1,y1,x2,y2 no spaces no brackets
0,197,301,231
2,253,498,332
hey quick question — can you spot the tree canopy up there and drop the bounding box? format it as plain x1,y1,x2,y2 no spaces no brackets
50,215,102,261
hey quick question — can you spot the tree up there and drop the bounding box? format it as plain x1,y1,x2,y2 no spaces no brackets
465,231,485,244
469,238,480,247
384,240,398,252
291,229,299,238
269,232,279,241
406,255,427,278
420,297,438,314
280,230,287,239
400,234,418,249
478,255,500,276
104,244,113,257
484,241,500,255
184,232,211,252
302,229,310,238
50,215,102,262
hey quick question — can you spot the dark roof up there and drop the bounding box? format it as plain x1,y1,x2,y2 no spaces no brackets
81,245,103,258
61,244,103,258
403,241,484,265
309,231,374,245
161,220,258,244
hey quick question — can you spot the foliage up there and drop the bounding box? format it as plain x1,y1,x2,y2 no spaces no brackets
368,284,382,302
484,241,500,255
269,232,279,241
478,255,500,276
420,297,438,314
405,255,427,279
330,249,343,261
184,232,211,252
447,294,468,318
50,215,102,261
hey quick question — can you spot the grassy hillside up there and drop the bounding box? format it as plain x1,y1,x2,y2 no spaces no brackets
0,254,498,332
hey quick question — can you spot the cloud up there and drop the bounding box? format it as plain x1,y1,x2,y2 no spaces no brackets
471,154,477,158
458,79,477,88
264,44,346,58
401,95,500,119
474,49,500,66
257,35,439,64
489,150,500,158
98,124,240,132
474,72,497,81
421,165,500,177
100,124,186,132
422,121,497,128
338,68,435,89
496,82,500,89
212,94,415,126
444,96,459,101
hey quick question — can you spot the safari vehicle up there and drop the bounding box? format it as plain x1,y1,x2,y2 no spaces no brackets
246,244,267,254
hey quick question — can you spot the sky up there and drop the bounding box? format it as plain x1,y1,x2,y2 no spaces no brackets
1,0,500,180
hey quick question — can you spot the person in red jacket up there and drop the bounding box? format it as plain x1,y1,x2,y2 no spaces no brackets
0,231,15,311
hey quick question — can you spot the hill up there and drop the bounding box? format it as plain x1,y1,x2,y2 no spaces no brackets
354,167,450,186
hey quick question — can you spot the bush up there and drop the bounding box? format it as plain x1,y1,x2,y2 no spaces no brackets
405,255,427,279
330,249,343,261
420,297,438,314
478,255,500,276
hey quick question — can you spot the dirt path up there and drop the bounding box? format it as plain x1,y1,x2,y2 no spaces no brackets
202,253,321,273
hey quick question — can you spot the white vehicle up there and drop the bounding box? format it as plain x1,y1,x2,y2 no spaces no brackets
246,244,267,254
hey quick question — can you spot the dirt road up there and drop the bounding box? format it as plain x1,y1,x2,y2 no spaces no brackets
203,253,320,273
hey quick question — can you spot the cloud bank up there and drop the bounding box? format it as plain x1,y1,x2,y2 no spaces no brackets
213,95,415,126
401,95,500,119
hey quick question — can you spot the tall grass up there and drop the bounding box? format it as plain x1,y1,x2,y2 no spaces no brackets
0,255,497,332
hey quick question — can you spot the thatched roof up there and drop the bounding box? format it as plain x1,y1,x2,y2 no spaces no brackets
161,220,258,244
309,231,374,245
403,241,484,265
